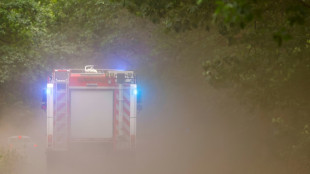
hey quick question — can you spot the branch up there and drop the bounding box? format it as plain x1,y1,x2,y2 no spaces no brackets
298,0,310,8
0,38,12,44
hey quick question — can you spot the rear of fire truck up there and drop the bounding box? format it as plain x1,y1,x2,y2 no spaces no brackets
45,65,138,173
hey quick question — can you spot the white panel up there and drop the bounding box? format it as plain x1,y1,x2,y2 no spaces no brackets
46,84,54,146
70,90,113,139
130,84,137,136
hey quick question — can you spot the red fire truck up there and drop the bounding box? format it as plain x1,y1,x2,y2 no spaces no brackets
43,65,139,171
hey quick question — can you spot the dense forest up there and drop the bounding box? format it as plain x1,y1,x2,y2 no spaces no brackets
0,0,310,173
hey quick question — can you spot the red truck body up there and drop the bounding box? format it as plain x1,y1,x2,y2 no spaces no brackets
46,66,137,152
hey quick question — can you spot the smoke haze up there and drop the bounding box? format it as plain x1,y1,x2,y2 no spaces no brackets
0,9,298,174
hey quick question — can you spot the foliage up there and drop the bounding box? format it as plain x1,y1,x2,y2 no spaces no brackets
122,0,310,169
112,0,215,32
0,0,309,171
202,0,310,169
0,0,123,103
0,0,56,105
0,0,53,83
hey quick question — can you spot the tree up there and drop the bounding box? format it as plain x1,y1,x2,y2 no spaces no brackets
0,0,54,83
203,0,310,169
123,0,310,170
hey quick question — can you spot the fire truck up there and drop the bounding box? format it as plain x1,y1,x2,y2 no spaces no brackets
43,65,139,171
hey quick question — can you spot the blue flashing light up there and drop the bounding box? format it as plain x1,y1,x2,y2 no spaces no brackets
46,88,51,95
116,69,125,71
133,89,138,95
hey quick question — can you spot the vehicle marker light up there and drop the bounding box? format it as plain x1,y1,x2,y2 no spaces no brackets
18,136,22,139
33,144,38,147
47,83,53,88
